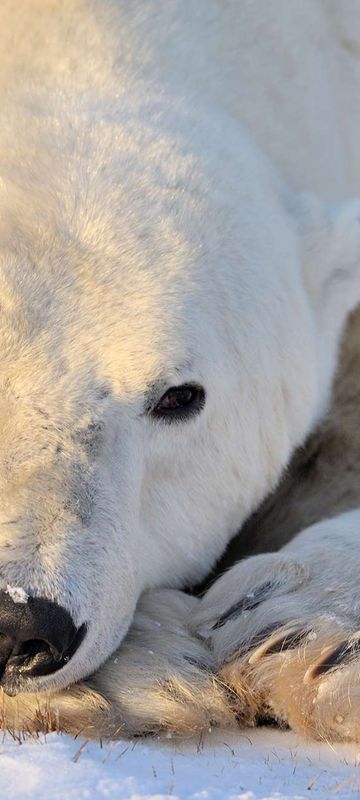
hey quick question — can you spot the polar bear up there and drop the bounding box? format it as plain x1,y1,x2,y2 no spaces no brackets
2,0,360,743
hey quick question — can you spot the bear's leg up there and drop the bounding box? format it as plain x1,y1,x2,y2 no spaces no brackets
195,509,360,742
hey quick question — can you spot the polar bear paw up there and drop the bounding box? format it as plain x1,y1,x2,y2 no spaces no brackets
85,589,235,738
195,518,360,742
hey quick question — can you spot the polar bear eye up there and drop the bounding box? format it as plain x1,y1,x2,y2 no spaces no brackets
151,383,205,422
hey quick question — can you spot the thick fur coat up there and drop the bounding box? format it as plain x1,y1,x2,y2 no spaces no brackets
1,1,360,742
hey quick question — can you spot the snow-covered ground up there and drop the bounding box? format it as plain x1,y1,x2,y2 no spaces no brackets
3,727,360,799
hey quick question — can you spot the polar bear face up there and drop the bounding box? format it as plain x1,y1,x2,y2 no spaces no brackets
0,107,359,695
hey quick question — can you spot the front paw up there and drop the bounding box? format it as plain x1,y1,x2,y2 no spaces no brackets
195,549,360,742
88,589,240,738
86,589,236,738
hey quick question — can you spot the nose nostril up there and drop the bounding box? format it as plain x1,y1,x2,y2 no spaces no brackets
9,639,63,677
28,639,62,662
17,639,47,662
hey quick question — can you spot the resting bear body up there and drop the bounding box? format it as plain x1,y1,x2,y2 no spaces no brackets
1,1,360,742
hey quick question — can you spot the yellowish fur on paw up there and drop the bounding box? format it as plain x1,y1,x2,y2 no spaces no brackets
194,535,360,744
219,617,360,742
0,683,112,740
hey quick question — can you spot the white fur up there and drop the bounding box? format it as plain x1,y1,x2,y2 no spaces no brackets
0,0,359,696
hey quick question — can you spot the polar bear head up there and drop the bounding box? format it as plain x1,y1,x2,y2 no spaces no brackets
0,106,359,696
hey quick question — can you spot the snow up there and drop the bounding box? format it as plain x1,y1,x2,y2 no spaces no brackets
5,585,29,604
2,727,360,799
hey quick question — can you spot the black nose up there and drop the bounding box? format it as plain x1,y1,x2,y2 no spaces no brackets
0,589,86,693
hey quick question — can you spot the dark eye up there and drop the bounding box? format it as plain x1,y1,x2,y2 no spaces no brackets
151,383,205,422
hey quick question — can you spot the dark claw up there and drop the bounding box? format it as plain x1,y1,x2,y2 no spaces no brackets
310,633,360,679
253,626,311,657
223,622,281,663
212,581,275,630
